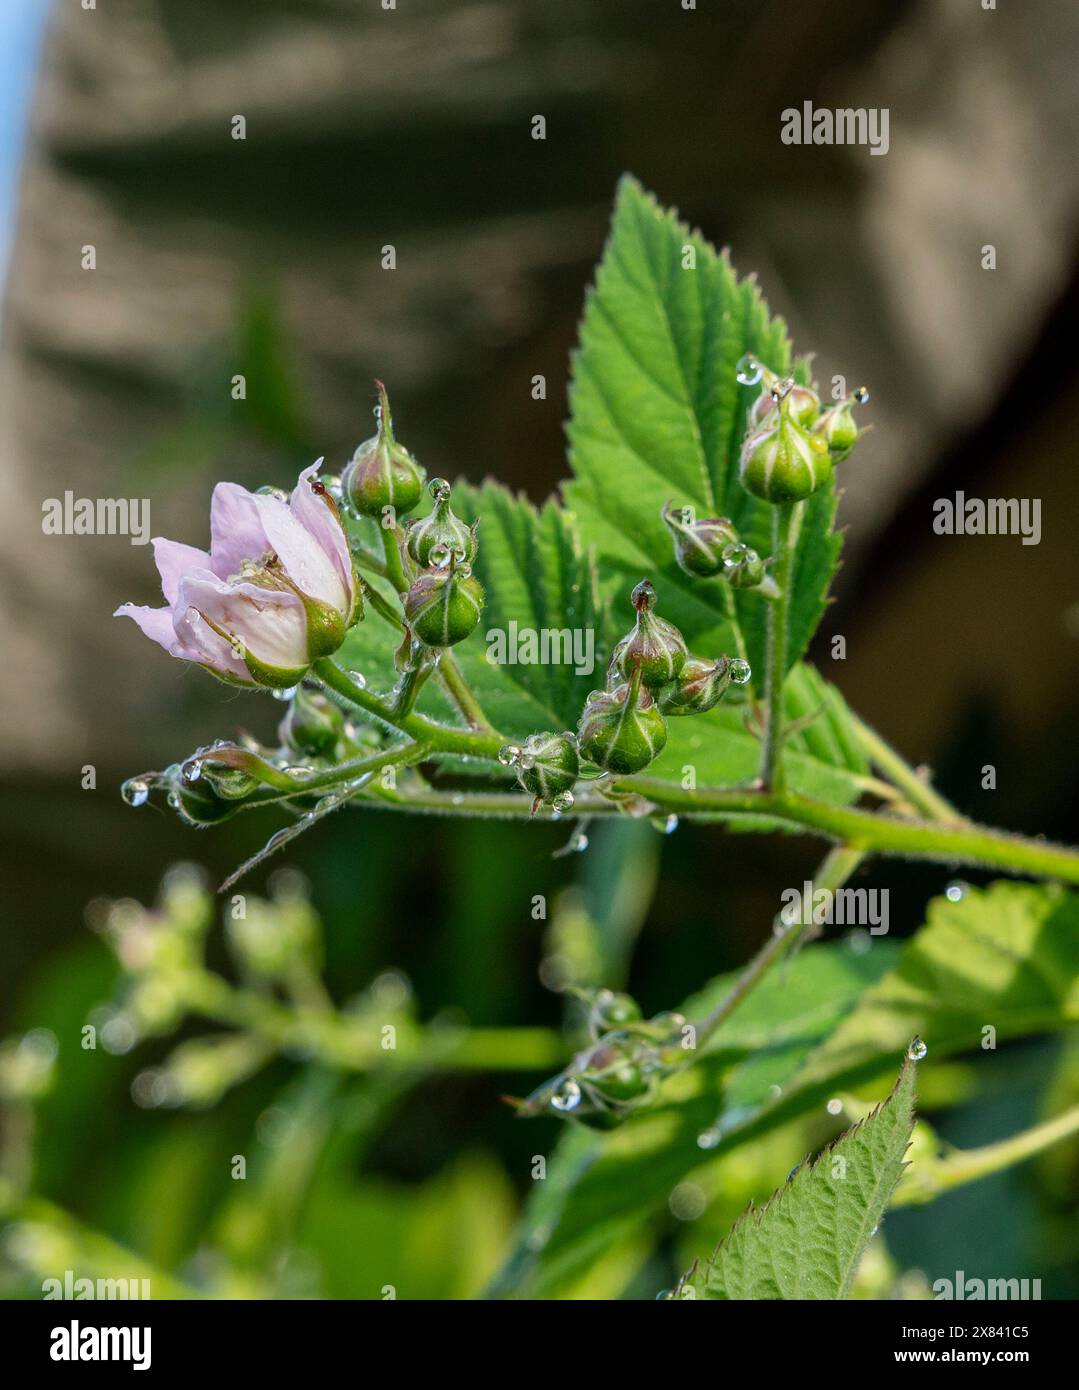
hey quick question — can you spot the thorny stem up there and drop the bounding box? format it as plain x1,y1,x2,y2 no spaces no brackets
760,500,801,791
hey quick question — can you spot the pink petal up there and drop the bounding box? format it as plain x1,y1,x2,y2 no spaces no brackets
114,602,180,655
253,487,349,616
178,573,310,675
152,537,211,606
290,461,354,609
208,481,271,580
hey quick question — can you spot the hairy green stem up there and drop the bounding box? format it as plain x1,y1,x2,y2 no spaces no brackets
893,1102,1079,1207
693,846,865,1049
313,658,502,759
760,501,800,791
621,779,1079,886
850,712,962,823
379,521,410,594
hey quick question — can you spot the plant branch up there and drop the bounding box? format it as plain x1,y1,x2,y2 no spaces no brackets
893,1103,1079,1207
850,711,962,823
692,845,866,1050
760,501,801,791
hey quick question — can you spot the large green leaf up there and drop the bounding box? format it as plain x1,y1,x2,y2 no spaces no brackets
563,175,842,682
677,1054,916,1300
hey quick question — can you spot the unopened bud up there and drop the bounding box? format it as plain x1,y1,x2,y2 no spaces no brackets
657,655,731,716
342,381,425,518
577,671,667,775
660,501,739,578
406,479,479,568
278,685,345,757
404,557,485,647
739,394,832,504
610,580,687,688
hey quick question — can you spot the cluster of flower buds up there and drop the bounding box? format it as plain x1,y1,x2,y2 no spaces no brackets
339,386,485,652
574,580,748,779
512,988,690,1128
735,355,867,504
120,676,369,825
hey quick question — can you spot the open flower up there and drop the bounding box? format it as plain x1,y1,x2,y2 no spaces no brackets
115,463,359,688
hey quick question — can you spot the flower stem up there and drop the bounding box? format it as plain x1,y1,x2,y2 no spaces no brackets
621,778,1079,885
379,522,409,594
760,501,801,791
313,657,503,759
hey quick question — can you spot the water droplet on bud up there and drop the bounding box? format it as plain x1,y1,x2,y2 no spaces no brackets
272,685,299,702
429,477,451,500
853,385,870,404
735,354,763,386
907,1036,928,1061
346,671,367,690
122,778,150,807
550,1077,582,1112
728,658,752,685
498,744,522,767
180,758,202,784
552,791,575,812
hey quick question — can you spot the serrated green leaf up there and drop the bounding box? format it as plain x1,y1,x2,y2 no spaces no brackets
678,1054,916,1300
780,881,1079,1105
563,175,842,682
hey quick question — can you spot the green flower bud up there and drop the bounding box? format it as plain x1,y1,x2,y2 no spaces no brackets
660,500,739,578
721,541,766,589
588,1058,651,1104
588,989,643,1032
657,655,731,715
404,556,485,648
501,732,580,812
406,479,479,568
278,684,345,757
610,580,687,688
813,389,866,462
577,670,667,775
749,377,820,430
342,381,425,518
739,392,832,504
